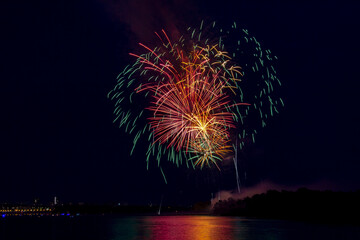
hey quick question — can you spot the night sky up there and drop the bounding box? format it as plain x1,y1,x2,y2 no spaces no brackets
1,0,359,205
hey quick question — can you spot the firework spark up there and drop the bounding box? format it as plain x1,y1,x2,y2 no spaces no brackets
108,20,282,174
132,35,248,168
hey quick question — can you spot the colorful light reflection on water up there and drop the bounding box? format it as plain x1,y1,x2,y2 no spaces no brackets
2,215,360,239
143,216,235,240
109,216,360,240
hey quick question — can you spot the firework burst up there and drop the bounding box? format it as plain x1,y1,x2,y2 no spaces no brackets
108,20,283,174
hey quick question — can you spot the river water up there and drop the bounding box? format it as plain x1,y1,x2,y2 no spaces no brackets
1,215,359,240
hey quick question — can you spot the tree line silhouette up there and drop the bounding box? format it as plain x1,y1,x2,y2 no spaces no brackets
212,188,360,224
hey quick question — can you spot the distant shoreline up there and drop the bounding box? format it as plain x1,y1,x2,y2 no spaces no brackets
2,188,360,225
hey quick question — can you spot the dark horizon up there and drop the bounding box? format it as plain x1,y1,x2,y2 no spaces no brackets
1,0,359,205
